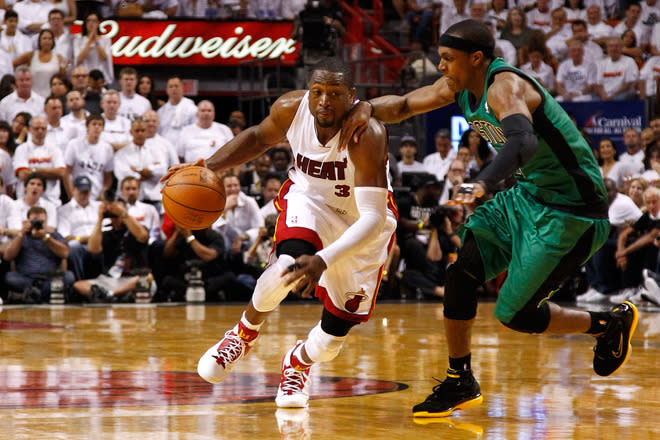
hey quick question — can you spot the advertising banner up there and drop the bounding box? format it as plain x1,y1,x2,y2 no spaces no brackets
97,20,300,66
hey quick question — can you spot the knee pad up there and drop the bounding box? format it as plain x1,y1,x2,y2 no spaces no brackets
443,263,480,321
304,321,347,363
501,302,550,334
251,254,298,312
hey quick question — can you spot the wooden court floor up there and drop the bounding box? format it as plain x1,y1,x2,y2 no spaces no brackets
0,300,659,440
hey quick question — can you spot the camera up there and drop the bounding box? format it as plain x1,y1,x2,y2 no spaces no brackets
103,188,117,202
429,205,458,230
30,219,44,230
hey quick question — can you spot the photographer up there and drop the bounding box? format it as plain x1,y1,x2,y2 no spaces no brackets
71,196,151,302
396,173,457,299
158,224,247,302
4,206,74,303
293,0,345,60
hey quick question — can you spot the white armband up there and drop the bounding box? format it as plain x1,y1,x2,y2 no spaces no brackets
316,186,388,268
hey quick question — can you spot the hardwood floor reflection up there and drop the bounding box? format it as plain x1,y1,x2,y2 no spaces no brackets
0,301,658,439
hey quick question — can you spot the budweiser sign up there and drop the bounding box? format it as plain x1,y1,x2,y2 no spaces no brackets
99,20,300,66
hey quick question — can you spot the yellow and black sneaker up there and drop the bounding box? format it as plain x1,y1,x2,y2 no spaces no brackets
412,369,483,417
593,301,638,377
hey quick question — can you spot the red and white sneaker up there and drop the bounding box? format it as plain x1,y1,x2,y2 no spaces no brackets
197,325,259,384
275,341,311,408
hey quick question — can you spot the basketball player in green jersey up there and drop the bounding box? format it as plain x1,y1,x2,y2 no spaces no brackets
341,19,638,418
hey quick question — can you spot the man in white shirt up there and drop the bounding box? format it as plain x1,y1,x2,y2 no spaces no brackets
0,10,32,64
613,2,649,47
57,175,103,280
586,5,613,47
119,176,162,244
7,173,57,230
13,0,54,36
60,90,88,138
143,109,179,194
592,38,639,101
114,118,169,206
545,8,574,61
46,9,73,69
618,128,645,179
218,173,264,248
423,128,457,182
565,19,605,65
556,41,597,102
44,96,77,154
63,114,114,201
397,135,427,177
157,76,198,143
13,116,66,205
117,67,152,121
177,100,234,163
526,0,552,33
641,0,660,34
100,90,132,152
0,66,45,123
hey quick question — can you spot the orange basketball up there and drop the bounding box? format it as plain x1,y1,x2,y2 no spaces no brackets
162,166,225,230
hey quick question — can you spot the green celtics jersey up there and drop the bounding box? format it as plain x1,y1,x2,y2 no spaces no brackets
456,58,608,218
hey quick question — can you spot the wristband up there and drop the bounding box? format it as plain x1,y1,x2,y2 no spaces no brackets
42,233,51,242
417,221,424,230
186,235,196,244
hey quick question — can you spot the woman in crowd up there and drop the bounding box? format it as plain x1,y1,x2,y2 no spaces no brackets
0,120,17,157
599,138,625,189
49,73,71,112
12,29,65,98
11,112,31,146
621,29,644,68
487,0,508,30
137,73,164,109
460,129,492,178
640,144,660,186
73,12,114,85
0,74,15,100
499,7,533,57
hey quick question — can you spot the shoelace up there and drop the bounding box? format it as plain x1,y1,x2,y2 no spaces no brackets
280,366,309,394
213,332,245,367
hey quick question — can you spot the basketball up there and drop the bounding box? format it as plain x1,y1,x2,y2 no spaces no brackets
162,166,225,230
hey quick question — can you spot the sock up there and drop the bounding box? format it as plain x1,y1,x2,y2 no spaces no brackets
586,311,610,335
235,312,262,343
291,343,312,370
449,353,471,372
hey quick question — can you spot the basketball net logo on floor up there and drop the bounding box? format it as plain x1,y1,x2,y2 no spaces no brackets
0,370,407,408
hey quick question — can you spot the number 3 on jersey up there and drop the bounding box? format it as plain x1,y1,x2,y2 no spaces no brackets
334,185,350,197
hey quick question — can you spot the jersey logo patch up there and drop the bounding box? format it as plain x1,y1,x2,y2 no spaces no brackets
470,120,506,145
344,289,366,312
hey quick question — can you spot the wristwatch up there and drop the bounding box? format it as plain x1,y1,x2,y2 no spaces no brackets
186,235,196,244
42,233,51,242
120,211,129,218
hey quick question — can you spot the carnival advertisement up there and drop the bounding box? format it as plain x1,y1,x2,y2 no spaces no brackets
95,19,300,66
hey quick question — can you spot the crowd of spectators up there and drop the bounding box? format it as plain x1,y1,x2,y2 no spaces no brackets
400,0,660,102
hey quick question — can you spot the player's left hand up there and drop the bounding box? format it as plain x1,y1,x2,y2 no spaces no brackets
338,101,372,151
281,254,327,298
453,182,486,205
160,158,205,184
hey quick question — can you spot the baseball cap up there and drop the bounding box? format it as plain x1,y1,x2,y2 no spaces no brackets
435,128,450,138
74,175,92,191
400,135,417,146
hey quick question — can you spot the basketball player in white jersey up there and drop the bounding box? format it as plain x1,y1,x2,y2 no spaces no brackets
162,58,397,408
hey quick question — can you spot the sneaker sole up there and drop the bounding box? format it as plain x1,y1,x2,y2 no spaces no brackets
642,292,660,307
412,394,483,418
600,301,639,377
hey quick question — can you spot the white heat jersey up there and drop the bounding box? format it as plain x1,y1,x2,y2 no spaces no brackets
286,92,389,222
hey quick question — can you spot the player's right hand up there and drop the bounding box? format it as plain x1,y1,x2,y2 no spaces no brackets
160,158,205,184
338,101,372,151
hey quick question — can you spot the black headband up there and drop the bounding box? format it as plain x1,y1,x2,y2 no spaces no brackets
437,34,494,59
